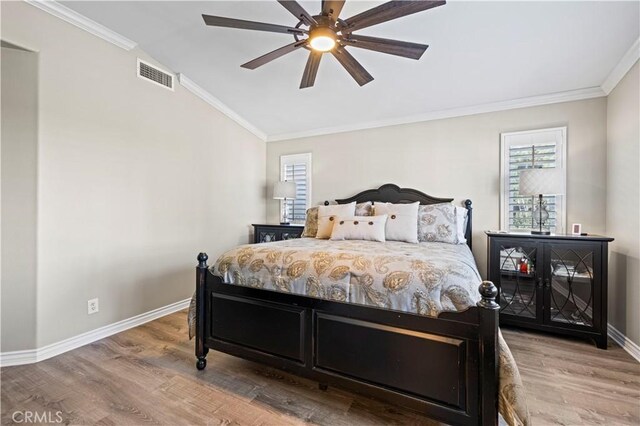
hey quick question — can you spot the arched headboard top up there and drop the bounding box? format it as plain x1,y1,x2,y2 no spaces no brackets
332,183,453,205
324,184,473,249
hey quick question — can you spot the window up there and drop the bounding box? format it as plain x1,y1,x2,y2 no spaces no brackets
500,127,566,233
280,153,312,223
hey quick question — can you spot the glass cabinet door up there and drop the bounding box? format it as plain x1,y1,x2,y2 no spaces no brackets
258,231,277,243
281,231,300,240
494,241,541,321
545,243,600,329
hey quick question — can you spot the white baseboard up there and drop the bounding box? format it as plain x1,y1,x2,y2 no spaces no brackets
608,325,640,363
3,299,637,366
0,298,190,367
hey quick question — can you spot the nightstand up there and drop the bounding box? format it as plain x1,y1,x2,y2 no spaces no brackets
486,231,614,349
252,224,304,244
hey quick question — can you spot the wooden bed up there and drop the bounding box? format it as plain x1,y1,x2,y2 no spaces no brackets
194,184,500,425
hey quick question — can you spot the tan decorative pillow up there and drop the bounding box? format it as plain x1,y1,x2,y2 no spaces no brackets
301,207,319,238
316,202,356,239
372,202,420,243
302,202,371,238
330,215,387,242
417,203,460,244
355,201,373,216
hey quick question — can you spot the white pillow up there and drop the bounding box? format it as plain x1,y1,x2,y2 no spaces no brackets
330,215,388,242
373,202,420,243
456,207,468,245
316,202,356,239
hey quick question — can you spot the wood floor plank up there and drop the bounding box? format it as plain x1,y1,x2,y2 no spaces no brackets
2,310,639,425
501,326,640,426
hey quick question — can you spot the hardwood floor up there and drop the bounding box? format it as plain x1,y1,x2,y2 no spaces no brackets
2,310,639,425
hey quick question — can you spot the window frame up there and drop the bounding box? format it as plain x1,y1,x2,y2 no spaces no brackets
499,127,567,234
279,153,312,224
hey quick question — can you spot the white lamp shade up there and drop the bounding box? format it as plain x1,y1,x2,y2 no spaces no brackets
519,168,564,196
273,181,297,199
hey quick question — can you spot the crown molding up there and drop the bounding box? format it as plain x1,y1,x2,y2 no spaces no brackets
177,74,268,141
21,0,266,141
0,298,190,367
24,0,137,51
601,38,640,95
266,86,606,142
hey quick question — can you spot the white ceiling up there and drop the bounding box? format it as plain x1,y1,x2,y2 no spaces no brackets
60,1,639,139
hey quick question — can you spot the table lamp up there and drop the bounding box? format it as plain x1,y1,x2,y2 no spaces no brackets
273,180,297,225
518,168,564,235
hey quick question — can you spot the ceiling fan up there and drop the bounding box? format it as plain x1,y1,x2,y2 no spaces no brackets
202,1,446,88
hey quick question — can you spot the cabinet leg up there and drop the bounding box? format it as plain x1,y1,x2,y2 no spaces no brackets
596,336,608,350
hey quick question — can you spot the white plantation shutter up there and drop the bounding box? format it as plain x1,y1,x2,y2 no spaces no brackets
500,128,566,233
284,163,308,222
280,153,312,223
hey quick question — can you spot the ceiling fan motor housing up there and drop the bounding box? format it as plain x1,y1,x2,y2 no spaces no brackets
308,25,337,52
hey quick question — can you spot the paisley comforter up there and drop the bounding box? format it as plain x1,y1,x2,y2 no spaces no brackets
187,239,529,425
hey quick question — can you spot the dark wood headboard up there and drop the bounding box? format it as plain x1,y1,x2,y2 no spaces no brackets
325,184,473,249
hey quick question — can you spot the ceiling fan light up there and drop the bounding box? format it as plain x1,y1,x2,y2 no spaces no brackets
309,35,336,52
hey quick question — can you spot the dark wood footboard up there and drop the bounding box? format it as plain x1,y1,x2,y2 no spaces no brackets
194,253,499,425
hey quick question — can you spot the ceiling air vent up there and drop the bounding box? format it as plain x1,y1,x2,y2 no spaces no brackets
137,59,174,91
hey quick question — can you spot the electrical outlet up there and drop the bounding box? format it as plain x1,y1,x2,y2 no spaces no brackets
88,298,99,315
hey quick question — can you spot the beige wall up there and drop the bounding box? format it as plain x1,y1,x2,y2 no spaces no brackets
1,2,266,348
606,61,640,346
267,98,608,277
1,45,38,351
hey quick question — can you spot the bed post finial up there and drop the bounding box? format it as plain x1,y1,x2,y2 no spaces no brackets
464,199,472,209
198,252,208,268
478,281,499,310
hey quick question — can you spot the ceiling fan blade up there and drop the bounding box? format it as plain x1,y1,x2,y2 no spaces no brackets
322,0,346,20
331,47,373,86
277,1,318,26
202,14,305,35
342,1,446,33
241,41,306,70
341,34,428,60
300,51,323,89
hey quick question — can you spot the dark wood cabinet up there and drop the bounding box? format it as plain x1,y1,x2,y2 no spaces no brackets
487,232,614,349
252,224,304,244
